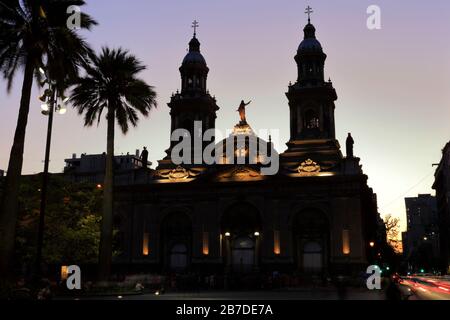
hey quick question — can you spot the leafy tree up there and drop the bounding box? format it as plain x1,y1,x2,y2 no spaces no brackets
13,175,104,275
0,0,96,277
70,47,157,280
384,214,401,253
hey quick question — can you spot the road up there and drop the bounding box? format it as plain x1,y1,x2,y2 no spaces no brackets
70,287,387,300
397,275,450,300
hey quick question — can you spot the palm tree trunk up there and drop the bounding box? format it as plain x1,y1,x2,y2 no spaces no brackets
0,59,34,279
98,106,115,281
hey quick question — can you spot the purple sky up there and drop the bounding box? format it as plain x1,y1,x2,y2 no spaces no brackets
1,0,450,232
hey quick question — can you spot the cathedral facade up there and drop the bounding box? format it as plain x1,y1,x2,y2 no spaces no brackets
114,18,380,278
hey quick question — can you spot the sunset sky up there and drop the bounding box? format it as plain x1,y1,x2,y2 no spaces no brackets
1,0,450,233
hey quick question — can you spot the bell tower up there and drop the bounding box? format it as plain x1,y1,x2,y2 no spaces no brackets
281,8,343,168
158,21,219,169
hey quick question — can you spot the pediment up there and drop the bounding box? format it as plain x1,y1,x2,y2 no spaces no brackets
214,165,263,182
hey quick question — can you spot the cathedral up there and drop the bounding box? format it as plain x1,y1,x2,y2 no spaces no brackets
113,15,380,279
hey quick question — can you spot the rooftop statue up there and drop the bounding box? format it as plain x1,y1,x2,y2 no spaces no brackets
237,100,252,124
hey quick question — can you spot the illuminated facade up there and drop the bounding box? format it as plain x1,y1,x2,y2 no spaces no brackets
114,18,380,278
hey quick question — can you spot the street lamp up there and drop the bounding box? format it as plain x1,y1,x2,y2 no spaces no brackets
369,241,375,248
35,65,67,279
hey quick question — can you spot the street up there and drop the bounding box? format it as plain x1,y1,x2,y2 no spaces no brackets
396,276,450,300
68,287,387,300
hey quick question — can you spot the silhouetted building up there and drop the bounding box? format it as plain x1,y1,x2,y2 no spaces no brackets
64,151,151,185
113,16,380,279
402,194,439,272
0,169,4,177
433,142,450,274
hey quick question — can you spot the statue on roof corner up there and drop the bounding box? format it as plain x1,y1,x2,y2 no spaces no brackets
346,133,354,158
237,100,252,124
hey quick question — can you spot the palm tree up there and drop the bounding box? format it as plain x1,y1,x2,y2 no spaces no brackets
0,0,96,277
70,47,157,280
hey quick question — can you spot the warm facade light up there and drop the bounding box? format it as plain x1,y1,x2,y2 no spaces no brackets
369,241,375,247
342,229,350,255
61,265,69,280
273,230,281,255
142,233,149,256
202,232,209,255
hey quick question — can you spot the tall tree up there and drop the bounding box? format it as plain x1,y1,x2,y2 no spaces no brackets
70,47,157,280
384,214,402,253
0,0,96,278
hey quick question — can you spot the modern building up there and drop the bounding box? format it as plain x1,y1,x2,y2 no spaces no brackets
402,194,439,272
63,150,151,185
432,142,450,274
112,16,381,279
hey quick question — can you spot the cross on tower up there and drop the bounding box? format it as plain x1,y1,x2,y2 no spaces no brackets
192,20,199,36
305,6,313,23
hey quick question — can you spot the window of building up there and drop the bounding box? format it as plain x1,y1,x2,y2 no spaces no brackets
305,109,320,129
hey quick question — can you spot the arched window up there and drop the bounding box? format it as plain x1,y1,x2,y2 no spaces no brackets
180,119,192,138
187,77,193,88
304,109,319,129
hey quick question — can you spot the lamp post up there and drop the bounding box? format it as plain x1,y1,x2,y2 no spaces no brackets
35,66,67,279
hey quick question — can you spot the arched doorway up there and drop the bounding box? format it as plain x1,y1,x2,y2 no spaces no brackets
302,241,323,272
293,209,329,274
160,212,192,272
232,235,255,273
221,203,261,273
169,243,188,271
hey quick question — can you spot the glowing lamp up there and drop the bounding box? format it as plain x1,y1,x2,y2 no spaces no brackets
61,265,69,280
57,104,67,115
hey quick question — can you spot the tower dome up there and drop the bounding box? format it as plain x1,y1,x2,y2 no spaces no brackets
298,23,323,52
182,36,207,65
179,24,209,95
